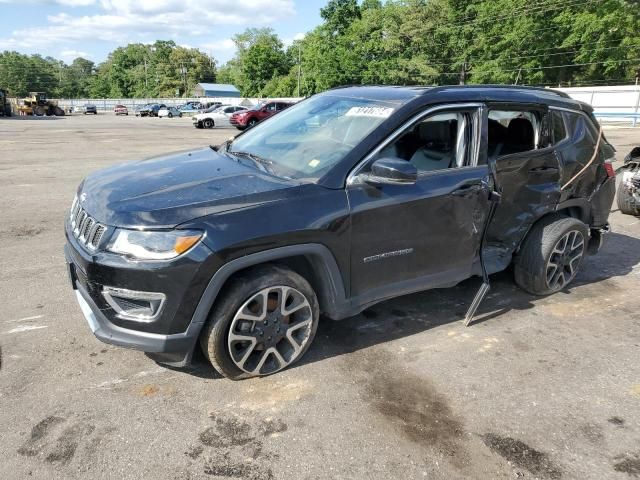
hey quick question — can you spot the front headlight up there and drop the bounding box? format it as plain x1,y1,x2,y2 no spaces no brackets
107,229,203,260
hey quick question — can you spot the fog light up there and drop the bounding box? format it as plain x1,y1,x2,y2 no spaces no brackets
102,286,166,322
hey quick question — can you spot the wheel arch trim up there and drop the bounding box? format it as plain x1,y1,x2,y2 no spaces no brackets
191,244,348,331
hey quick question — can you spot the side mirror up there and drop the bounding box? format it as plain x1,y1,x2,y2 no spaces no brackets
365,157,418,185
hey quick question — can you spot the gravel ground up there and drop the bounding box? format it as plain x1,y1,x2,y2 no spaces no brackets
0,114,638,480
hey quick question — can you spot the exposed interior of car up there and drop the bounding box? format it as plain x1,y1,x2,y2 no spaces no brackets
488,111,539,160
372,109,543,174
375,112,470,171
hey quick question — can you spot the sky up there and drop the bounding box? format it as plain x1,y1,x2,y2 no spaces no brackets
0,0,326,65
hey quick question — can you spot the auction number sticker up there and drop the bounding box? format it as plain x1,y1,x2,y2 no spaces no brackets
345,106,394,118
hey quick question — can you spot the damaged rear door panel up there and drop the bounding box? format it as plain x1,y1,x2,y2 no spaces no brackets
484,104,561,272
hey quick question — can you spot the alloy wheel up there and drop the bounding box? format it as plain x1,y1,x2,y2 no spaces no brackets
545,230,585,290
227,286,313,376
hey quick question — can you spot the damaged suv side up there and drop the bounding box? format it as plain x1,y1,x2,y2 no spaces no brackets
65,86,616,379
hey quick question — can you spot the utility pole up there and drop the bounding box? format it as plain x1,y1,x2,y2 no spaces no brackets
144,58,148,96
297,43,302,97
180,64,187,97
514,68,522,85
459,59,467,85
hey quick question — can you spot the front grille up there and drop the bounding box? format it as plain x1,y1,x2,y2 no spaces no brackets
69,196,106,250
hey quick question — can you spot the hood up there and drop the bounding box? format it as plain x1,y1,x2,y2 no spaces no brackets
78,148,299,228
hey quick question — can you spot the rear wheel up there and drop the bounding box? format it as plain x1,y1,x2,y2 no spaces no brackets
203,118,214,128
200,265,319,379
514,215,588,295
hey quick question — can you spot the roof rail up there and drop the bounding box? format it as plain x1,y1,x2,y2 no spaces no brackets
427,84,571,98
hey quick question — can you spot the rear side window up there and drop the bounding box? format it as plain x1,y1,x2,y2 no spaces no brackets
551,111,567,144
488,110,541,158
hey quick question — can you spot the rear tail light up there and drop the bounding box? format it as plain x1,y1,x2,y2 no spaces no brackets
603,159,616,178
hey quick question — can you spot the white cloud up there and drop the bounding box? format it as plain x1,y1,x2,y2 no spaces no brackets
200,38,236,55
60,49,92,61
0,0,295,54
282,31,305,47
0,0,96,5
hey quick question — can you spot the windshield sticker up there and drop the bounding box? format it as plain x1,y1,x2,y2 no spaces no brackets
345,106,394,118
308,159,321,168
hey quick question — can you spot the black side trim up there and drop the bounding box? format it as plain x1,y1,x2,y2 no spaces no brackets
188,242,348,328
555,198,591,224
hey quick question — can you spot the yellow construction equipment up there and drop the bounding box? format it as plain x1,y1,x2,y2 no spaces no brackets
17,92,65,116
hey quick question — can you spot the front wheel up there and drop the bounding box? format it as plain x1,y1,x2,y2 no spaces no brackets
200,265,319,379
247,118,258,128
514,215,588,295
203,119,214,128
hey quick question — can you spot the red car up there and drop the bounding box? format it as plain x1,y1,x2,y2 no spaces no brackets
114,104,128,116
230,101,293,130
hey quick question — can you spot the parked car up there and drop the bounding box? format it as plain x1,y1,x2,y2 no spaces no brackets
617,146,640,216
158,106,182,118
148,104,166,117
179,103,203,115
114,104,128,116
82,104,97,115
230,101,293,130
193,105,247,128
135,104,153,117
65,86,616,379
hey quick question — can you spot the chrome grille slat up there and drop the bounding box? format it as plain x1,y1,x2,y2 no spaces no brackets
69,196,106,251
90,226,106,248
82,218,94,240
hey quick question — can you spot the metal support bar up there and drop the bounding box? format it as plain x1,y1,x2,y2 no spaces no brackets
464,282,490,327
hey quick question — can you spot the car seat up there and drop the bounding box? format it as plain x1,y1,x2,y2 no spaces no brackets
409,121,454,171
502,118,534,155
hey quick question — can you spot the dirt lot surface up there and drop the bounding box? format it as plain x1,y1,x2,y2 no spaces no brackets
0,114,639,480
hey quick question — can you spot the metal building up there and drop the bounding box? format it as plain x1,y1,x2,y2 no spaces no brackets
192,83,241,98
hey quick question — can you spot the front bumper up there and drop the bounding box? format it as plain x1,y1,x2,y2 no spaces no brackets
65,222,217,366
72,281,201,365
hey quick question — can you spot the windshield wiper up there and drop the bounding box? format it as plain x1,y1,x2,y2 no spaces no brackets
229,150,273,173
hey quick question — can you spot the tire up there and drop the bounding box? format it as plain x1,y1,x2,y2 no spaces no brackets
200,264,320,380
514,215,589,295
203,118,214,129
617,183,640,216
34,106,46,116
168,113,173,118
247,118,258,128
53,106,65,116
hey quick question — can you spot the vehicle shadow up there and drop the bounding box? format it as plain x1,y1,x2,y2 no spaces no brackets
175,231,640,379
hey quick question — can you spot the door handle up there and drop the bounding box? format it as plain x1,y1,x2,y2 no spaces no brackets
529,166,559,173
450,183,482,196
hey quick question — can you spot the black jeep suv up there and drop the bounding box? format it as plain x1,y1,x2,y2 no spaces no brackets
65,86,616,379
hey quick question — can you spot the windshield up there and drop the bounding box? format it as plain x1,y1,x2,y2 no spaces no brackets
228,94,397,180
